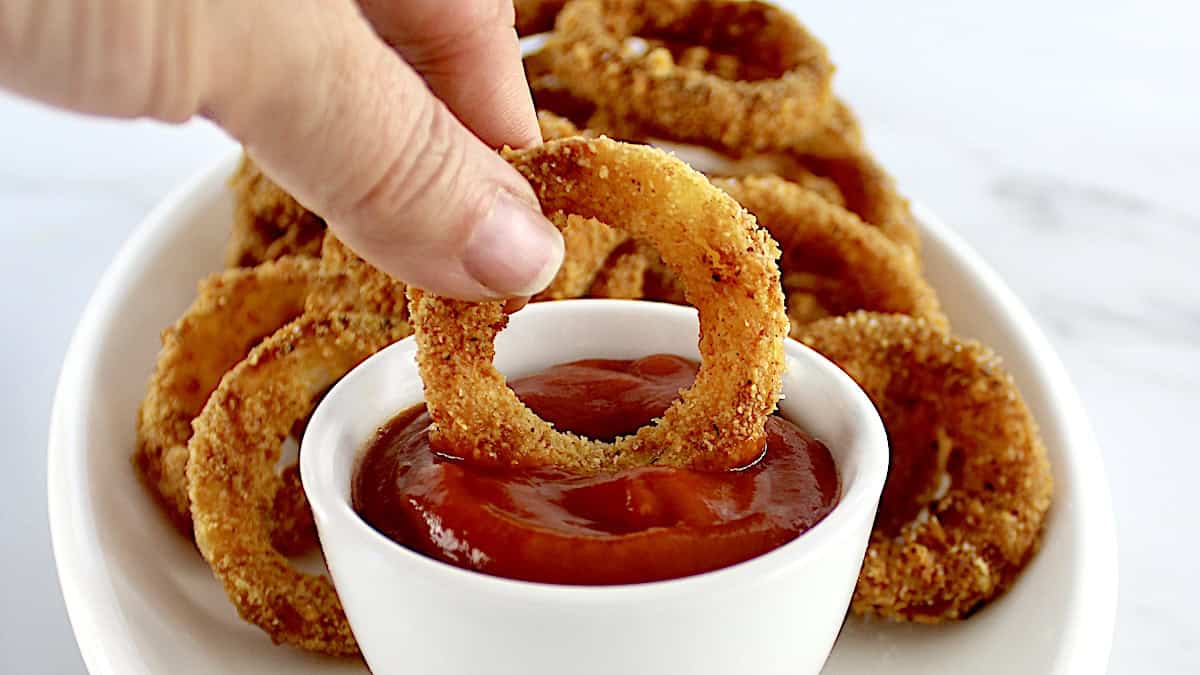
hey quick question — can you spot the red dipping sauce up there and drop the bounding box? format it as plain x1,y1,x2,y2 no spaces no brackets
352,355,839,585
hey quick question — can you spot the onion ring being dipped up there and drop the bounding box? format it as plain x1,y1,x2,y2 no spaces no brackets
587,239,686,303
797,312,1053,622
134,256,316,549
546,0,835,154
712,175,945,333
187,312,412,655
409,137,787,473
227,155,327,267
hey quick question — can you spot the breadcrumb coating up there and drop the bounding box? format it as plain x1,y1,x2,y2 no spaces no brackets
188,313,411,655
799,312,1053,622
546,0,835,153
226,155,326,267
713,175,945,332
134,256,316,551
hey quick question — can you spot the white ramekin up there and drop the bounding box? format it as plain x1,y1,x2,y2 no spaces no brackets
301,299,888,675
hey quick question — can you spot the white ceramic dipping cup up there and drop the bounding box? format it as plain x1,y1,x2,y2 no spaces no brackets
302,300,888,675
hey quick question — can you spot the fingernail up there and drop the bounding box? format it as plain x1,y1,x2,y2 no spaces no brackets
463,192,564,296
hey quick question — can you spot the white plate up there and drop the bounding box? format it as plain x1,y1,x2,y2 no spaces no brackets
48,151,1117,674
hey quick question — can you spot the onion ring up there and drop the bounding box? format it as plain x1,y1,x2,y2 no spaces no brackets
704,156,845,206
187,312,411,655
537,109,587,141
587,240,648,299
134,257,316,552
793,151,921,253
546,0,835,153
409,137,787,472
712,175,946,333
227,154,326,267
533,213,627,300
527,51,602,130
797,312,1053,622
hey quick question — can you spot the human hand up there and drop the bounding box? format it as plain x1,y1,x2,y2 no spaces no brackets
0,0,564,299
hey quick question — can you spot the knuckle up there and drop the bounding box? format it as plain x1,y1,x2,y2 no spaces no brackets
339,99,487,250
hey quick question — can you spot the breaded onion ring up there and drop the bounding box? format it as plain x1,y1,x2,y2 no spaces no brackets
516,0,568,35
538,109,587,141
188,313,411,655
409,137,787,472
134,257,316,552
794,151,921,253
711,175,946,333
788,97,864,159
226,154,326,267
533,213,627,300
547,0,834,153
587,240,648,299
305,233,408,318
798,312,1053,622
527,51,602,130
587,239,686,303
590,94,864,163
700,157,844,205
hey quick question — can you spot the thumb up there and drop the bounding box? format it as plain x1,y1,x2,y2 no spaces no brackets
204,2,562,299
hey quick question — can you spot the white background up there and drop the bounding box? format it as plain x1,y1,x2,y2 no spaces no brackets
2,1,1197,672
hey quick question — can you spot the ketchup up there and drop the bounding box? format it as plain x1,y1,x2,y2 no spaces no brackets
352,354,839,585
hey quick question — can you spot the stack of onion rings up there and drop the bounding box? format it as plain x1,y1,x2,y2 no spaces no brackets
530,0,919,254
132,1,1055,651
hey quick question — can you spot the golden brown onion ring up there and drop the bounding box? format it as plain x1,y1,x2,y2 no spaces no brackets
533,213,627,300
226,154,326,267
134,257,316,551
305,233,408,319
188,312,411,655
538,109,587,141
587,239,648,299
712,175,945,332
409,137,787,472
794,151,921,253
798,312,1053,622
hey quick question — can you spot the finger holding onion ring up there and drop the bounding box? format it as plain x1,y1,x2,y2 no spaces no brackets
408,136,788,473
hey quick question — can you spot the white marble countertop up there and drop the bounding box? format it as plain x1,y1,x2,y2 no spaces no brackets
1,1,1196,673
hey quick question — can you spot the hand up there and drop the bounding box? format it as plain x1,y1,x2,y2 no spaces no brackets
0,0,564,299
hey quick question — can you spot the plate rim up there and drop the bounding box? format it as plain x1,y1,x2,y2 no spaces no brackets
46,150,1118,675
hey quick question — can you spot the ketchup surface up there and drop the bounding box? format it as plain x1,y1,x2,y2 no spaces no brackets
352,355,839,585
